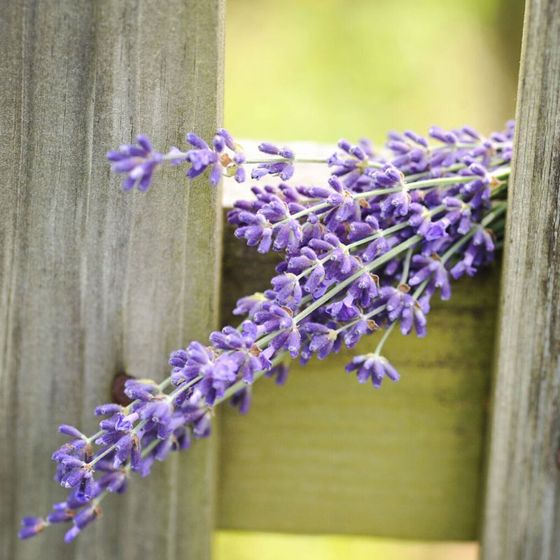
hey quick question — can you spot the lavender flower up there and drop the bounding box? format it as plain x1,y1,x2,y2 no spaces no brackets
185,129,246,186
346,354,400,387
252,142,295,180
19,517,46,540
23,121,512,543
107,135,163,191
107,128,248,190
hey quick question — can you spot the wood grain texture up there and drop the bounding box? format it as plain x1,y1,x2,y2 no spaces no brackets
0,1,224,558
481,1,560,558
218,223,499,541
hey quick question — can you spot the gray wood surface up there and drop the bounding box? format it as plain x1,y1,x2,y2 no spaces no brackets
0,1,224,558
481,0,560,558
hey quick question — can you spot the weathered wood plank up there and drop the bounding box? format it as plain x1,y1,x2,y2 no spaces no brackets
218,220,499,540
481,1,560,558
0,1,224,558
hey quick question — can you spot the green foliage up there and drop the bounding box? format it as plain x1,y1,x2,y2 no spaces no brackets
226,0,517,143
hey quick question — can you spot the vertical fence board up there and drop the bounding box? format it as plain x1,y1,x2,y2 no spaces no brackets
0,1,224,559
481,0,560,558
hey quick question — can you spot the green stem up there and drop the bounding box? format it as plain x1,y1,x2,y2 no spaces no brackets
293,234,421,325
296,216,429,283
400,248,413,284
88,418,148,468
270,167,509,230
87,376,202,468
345,221,409,251
335,303,386,335
412,279,430,299
256,234,419,351
351,175,478,201
374,323,396,356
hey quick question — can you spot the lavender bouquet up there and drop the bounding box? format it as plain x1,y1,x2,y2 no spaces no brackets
19,121,513,542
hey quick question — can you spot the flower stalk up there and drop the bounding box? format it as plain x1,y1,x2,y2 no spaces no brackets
21,121,513,542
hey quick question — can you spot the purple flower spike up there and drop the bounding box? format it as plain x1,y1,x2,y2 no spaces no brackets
254,141,296,180
429,126,457,145
186,133,218,180
230,387,252,414
346,354,400,388
258,142,282,155
409,255,451,300
29,120,512,544
19,517,46,540
58,424,86,439
107,135,163,191
303,323,340,359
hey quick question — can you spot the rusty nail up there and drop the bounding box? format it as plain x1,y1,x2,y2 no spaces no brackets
111,371,134,406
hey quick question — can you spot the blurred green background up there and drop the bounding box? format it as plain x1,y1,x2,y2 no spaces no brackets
225,0,522,144
219,1,523,559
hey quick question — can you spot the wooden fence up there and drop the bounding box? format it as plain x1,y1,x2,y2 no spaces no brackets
1,0,559,559
1,2,224,559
